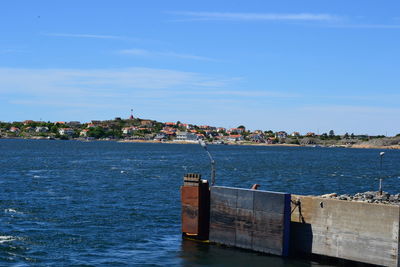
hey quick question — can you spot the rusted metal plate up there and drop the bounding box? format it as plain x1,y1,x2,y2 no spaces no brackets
182,205,199,234
181,186,199,207
181,176,210,240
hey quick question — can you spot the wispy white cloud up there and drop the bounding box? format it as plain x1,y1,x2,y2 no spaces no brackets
119,48,149,56
119,48,217,62
43,33,165,45
180,90,300,98
329,24,400,29
44,33,122,39
0,67,296,114
168,11,400,30
168,11,340,22
0,67,230,95
301,105,400,113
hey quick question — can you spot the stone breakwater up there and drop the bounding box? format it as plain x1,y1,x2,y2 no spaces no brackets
319,191,400,205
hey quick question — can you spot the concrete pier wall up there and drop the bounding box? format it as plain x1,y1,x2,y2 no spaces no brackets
209,186,291,256
181,181,400,265
291,195,400,266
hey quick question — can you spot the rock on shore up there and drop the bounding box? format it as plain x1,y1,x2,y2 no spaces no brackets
320,191,400,205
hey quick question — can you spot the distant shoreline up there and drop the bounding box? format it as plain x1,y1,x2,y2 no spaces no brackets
2,137,399,150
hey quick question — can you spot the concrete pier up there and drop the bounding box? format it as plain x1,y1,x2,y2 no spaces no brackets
291,194,400,266
181,177,400,266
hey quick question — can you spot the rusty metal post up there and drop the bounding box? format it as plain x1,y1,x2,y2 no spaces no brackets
181,173,210,240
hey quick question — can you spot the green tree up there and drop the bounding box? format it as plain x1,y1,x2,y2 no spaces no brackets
264,130,274,137
88,127,106,139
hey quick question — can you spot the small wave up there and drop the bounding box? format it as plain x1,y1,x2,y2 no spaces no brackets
4,208,23,215
33,175,41,178
0,236,16,244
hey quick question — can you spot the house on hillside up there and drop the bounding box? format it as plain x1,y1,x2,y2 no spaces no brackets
174,131,198,142
80,129,90,137
228,128,245,134
275,131,288,139
23,120,35,125
178,123,190,129
162,126,176,133
59,128,75,136
249,133,265,143
154,133,167,141
36,126,49,133
67,121,81,127
25,127,36,133
228,134,244,142
122,127,138,135
9,127,20,133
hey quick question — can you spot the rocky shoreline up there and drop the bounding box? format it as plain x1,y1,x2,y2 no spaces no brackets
1,136,400,149
320,191,400,205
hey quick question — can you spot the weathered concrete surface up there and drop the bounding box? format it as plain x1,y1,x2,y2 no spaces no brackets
209,186,291,256
291,194,400,266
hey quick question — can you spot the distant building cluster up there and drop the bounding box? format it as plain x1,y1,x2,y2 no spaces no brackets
0,116,390,146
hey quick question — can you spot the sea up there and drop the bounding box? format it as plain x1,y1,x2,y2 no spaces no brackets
1,139,399,266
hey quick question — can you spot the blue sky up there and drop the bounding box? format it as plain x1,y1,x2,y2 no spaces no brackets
1,1,399,135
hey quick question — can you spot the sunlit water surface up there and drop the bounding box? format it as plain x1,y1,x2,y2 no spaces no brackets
1,140,399,266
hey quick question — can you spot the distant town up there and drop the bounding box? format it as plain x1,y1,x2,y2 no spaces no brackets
1,114,399,148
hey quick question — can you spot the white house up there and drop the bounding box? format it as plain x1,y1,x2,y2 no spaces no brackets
228,134,244,142
80,129,90,137
122,127,138,135
59,128,75,136
174,131,198,142
9,127,20,133
154,133,167,141
36,126,49,133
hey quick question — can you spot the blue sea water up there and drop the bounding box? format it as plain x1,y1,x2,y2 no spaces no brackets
1,139,399,266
